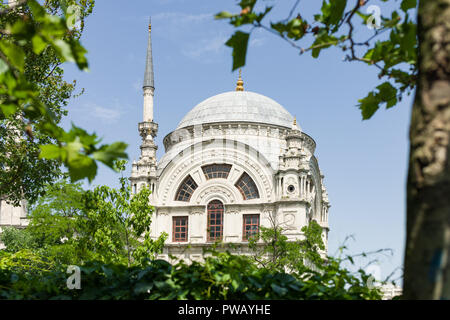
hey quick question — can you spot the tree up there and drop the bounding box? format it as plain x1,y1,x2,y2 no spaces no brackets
0,0,89,205
403,0,450,299
247,216,396,298
248,214,325,274
1,164,166,267
73,161,167,266
1,177,86,264
217,0,450,299
0,226,36,253
0,0,127,206
26,177,84,249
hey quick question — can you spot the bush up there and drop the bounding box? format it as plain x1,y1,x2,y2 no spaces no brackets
0,250,382,300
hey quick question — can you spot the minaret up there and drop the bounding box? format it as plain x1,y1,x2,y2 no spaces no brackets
143,18,155,121
131,18,158,196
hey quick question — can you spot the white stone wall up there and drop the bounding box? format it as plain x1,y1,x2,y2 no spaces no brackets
0,200,27,226
151,203,309,245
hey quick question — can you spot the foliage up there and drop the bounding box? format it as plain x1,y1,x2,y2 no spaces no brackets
248,218,325,274
0,161,166,267
0,178,85,258
26,177,84,249
0,227,36,253
247,218,393,299
29,176,85,218
0,0,127,206
0,211,383,300
0,250,382,300
216,0,417,119
73,160,167,266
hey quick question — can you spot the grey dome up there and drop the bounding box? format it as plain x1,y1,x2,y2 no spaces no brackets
176,91,296,129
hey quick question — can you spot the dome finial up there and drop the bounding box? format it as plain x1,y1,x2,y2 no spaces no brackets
236,68,244,91
292,117,300,131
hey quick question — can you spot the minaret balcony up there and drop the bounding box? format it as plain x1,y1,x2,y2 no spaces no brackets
139,121,158,138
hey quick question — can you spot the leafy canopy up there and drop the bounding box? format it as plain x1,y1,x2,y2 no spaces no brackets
1,161,166,267
216,0,417,119
0,0,128,206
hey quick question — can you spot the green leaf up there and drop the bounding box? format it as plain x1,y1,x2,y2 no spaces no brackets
319,0,347,29
67,154,97,182
0,41,25,72
93,142,128,169
310,34,338,58
65,139,84,161
271,283,288,296
215,11,234,19
68,39,89,71
358,82,398,119
0,103,17,117
401,0,417,11
31,35,48,55
39,144,64,160
27,0,47,19
358,92,379,120
225,31,250,71
328,0,347,26
52,39,75,63
377,82,398,108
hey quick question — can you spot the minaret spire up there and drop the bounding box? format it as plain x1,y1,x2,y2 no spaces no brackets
143,17,154,89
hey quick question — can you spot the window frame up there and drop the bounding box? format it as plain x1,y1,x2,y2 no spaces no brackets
172,216,188,242
207,200,224,242
175,175,198,202
202,164,232,180
242,214,260,241
235,172,260,200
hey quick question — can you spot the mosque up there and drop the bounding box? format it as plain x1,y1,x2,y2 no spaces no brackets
130,22,331,261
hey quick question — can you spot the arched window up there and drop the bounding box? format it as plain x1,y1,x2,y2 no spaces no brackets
207,200,224,242
235,172,259,200
175,175,198,202
202,164,232,180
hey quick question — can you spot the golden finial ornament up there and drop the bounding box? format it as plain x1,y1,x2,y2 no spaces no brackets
235,69,244,91
292,117,300,131
148,23,151,32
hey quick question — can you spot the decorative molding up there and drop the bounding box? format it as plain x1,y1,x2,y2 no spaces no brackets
162,122,313,152
225,209,240,215
284,212,296,226
189,208,204,215
196,185,236,205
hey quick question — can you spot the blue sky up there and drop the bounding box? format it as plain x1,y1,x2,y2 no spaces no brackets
62,0,413,282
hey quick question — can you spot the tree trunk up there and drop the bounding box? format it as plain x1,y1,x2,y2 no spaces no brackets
403,0,450,299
